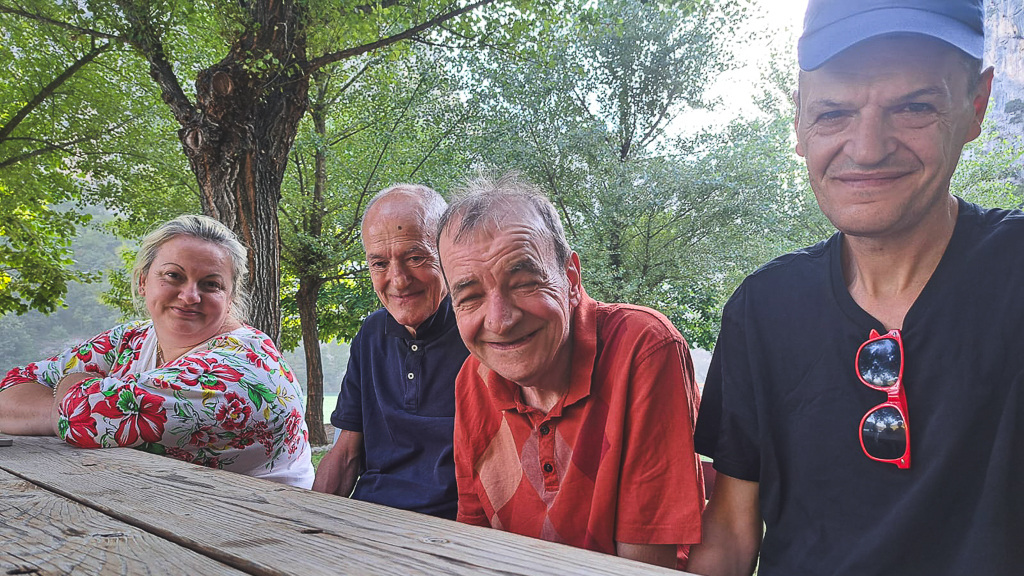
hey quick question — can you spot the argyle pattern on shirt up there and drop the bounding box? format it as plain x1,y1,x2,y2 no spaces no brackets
455,291,704,559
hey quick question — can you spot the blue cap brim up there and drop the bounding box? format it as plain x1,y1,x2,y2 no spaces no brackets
798,8,984,71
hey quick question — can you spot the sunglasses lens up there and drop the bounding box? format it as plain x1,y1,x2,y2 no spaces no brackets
862,406,907,460
858,338,901,387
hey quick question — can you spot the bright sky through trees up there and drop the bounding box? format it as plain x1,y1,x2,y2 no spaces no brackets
671,0,808,133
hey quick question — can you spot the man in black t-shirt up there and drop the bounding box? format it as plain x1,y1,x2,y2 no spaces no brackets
688,1,1024,575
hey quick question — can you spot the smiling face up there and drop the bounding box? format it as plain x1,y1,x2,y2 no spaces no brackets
795,36,991,240
439,207,582,392
362,194,447,336
140,235,236,349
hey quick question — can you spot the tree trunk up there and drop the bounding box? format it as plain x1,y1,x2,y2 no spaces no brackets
174,1,309,345
297,275,328,445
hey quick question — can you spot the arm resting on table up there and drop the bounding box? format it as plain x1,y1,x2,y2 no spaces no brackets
686,473,762,576
615,542,678,569
312,429,363,496
0,381,54,435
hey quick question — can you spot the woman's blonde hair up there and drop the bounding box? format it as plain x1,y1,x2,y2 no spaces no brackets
131,215,251,322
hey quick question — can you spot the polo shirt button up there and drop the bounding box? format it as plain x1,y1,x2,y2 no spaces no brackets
540,425,550,436
411,344,419,351
407,372,414,380
543,463,553,473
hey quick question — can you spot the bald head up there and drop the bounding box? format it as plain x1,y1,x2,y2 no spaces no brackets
361,184,449,336
361,184,446,248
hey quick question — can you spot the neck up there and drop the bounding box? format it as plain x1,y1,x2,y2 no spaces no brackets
156,318,240,365
842,196,959,330
519,382,568,414
516,342,573,414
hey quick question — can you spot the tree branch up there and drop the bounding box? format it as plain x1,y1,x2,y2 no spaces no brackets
113,0,195,126
0,42,111,143
308,0,499,71
0,4,124,40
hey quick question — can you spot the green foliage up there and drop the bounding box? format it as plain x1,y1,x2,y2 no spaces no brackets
458,0,812,348
0,6,198,316
952,120,1024,210
278,46,476,348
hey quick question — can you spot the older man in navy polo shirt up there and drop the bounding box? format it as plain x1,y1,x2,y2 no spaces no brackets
313,184,468,519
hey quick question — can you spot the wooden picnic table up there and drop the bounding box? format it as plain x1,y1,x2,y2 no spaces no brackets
0,436,693,575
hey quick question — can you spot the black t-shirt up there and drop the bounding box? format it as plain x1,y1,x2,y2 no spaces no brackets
695,199,1024,576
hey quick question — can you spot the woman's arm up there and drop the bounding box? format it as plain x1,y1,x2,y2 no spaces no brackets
0,381,54,435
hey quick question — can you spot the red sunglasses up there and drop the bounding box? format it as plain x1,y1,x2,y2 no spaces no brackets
855,329,911,469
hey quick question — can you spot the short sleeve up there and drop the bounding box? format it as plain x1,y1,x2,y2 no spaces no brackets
0,322,140,394
332,328,364,432
615,337,703,546
55,330,311,481
694,285,762,482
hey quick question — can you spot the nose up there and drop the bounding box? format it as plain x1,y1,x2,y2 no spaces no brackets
845,110,897,166
483,293,521,336
390,263,412,291
179,283,201,304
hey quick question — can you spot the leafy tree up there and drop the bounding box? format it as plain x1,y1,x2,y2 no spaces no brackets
2,0,545,344
279,47,473,443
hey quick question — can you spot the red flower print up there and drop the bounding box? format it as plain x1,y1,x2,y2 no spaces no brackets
229,429,256,449
215,392,252,431
284,408,304,454
1,364,40,391
84,363,102,374
189,425,217,447
253,421,274,456
244,351,270,372
176,357,214,387
205,358,243,385
93,386,167,446
165,447,195,463
58,387,101,448
261,338,281,362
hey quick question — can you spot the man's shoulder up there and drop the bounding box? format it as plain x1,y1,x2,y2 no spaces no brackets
596,301,682,342
959,201,1024,250
351,308,390,342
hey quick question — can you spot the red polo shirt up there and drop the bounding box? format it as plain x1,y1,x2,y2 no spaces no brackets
454,291,704,564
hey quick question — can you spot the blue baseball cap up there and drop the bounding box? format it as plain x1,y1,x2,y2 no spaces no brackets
798,0,984,71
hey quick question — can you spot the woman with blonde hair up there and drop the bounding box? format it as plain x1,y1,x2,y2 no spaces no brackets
0,215,313,488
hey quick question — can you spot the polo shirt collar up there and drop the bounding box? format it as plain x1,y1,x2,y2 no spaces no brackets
482,287,598,416
383,296,456,342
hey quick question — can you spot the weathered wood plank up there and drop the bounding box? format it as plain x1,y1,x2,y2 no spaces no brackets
0,467,248,575
0,437,692,576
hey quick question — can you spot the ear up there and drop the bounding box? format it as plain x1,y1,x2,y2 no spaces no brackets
966,67,995,143
793,88,806,157
565,251,582,306
138,275,147,296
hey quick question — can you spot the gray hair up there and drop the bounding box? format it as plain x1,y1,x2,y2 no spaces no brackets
131,215,251,322
437,172,571,267
360,184,447,248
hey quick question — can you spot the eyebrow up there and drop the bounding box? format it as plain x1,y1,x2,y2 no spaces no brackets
507,258,545,277
450,277,478,298
807,87,947,111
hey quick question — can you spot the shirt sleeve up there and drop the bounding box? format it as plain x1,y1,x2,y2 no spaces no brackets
453,363,491,527
693,285,762,482
1,322,137,394
331,328,364,432
55,332,310,475
615,336,704,546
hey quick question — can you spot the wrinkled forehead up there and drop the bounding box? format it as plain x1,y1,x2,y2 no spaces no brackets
442,203,553,257
798,35,970,99
362,196,433,244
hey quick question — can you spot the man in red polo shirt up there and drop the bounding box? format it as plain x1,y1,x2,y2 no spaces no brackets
436,173,704,569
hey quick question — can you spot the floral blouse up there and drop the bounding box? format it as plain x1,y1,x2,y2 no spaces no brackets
0,321,314,488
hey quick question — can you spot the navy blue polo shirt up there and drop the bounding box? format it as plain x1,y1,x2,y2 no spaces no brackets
331,296,468,519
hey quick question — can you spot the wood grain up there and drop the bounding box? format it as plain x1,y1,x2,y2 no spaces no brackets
0,437,692,576
0,468,247,575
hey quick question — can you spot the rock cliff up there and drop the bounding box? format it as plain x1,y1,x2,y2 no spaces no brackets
986,0,1024,138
